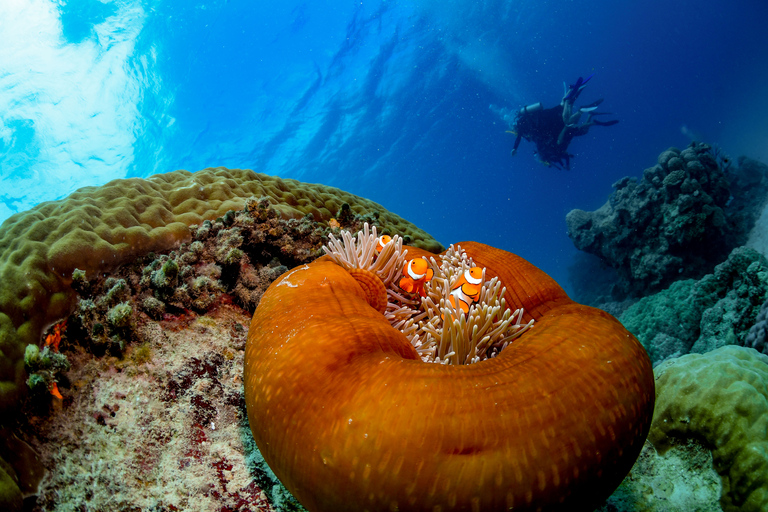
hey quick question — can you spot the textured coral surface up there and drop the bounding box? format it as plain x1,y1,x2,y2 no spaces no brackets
619,246,768,364
650,346,768,512
597,439,723,512
0,179,441,510
0,166,441,426
11,197,338,512
27,305,279,512
566,143,743,298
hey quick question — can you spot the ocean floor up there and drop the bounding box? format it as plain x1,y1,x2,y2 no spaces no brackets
11,192,751,511
24,302,296,512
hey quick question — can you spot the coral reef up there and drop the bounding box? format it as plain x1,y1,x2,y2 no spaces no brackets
619,246,768,364
0,167,443,414
12,198,351,511
245,240,654,511
566,143,768,298
0,169,442,507
6,197,432,511
61,198,344,361
597,440,723,512
649,346,768,512
27,305,284,511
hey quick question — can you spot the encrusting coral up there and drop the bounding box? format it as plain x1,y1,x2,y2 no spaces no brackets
619,246,768,364
0,166,442,411
12,198,403,511
245,227,656,512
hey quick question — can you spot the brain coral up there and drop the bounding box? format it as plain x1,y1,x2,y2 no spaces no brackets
0,167,442,418
650,345,768,512
566,142,733,297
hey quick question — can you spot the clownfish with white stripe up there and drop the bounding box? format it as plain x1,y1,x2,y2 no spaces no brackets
449,267,483,314
397,257,434,297
375,235,392,254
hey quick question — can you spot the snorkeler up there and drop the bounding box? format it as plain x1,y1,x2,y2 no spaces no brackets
509,76,618,170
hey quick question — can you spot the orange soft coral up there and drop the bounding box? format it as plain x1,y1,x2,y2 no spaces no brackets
244,242,654,511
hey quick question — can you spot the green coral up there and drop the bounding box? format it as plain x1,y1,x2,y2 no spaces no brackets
650,346,768,511
23,344,70,396
101,278,129,307
151,258,179,290
141,296,166,320
70,268,89,295
107,302,133,330
214,227,244,265
620,246,768,363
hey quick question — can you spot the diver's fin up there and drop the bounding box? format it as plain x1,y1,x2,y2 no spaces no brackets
563,74,595,102
592,119,619,126
578,98,604,112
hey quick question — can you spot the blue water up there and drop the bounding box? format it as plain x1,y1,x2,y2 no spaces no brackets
2,0,767,293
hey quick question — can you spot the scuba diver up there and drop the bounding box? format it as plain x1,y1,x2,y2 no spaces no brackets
509,75,618,170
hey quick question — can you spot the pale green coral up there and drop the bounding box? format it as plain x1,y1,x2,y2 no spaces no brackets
649,346,768,512
106,302,133,330
151,258,179,291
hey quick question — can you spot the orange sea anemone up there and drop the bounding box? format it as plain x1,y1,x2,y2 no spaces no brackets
244,238,654,511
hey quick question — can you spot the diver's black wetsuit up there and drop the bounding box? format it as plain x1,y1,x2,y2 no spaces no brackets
512,104,575,170
510,76,618,170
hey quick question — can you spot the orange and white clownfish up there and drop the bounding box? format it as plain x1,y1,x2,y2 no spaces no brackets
375,235,392,254
449,267,483,314
397,257,434,297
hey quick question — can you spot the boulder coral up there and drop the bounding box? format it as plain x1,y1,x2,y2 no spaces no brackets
566,142,734,297
619,246,768,364
0,167,442,510
650,345,768,512
245,240,655,511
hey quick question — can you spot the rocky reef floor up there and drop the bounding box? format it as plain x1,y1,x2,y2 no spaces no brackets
23,300,298,512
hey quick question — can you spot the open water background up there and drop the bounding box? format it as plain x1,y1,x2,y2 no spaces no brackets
2,0,767,291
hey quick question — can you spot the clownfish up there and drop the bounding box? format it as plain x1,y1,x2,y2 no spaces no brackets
375,235,392,254
449,267,483,314
398,257,434,297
